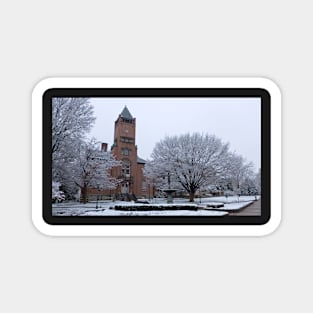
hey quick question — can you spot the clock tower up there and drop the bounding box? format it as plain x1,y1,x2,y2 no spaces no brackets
111,106,145,197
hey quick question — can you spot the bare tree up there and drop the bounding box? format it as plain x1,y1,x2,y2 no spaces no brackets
150,133,230,202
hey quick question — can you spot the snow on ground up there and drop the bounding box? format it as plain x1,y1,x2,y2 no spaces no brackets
52,201,227,216
210,201,253,211
82,208,227,216
52,196,259,216
193,195,260,204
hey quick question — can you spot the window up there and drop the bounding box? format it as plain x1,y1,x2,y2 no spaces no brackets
120,136,134,143
142,181,147,191
121,148,131,156
122,159,131,177
122,118,133,124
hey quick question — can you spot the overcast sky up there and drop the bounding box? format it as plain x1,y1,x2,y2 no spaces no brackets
88,97,261,171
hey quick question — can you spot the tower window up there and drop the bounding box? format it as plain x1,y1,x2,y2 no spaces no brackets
122,118,133,124
122,148,131,156
120,136,134,143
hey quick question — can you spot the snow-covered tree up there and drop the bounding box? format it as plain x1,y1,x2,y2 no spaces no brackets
52,97,95,157
150,133,231,202
143,160,183,197
224,153,255,195
52,97,96,198
52,181,65,203
255,168,261,195
66,140,122,203
240,177,258,196
142,160,160,196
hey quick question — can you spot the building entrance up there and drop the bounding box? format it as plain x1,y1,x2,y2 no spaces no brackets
121,182,129,194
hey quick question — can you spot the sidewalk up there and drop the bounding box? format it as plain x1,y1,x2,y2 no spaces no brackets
228,199,261,216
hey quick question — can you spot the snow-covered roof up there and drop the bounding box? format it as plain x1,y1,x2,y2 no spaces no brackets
137,156,146,164
120,106,133,120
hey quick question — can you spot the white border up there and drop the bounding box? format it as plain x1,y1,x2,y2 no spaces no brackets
32,77,281,237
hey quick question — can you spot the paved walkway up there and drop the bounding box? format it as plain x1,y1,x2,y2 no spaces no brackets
229,199,261,216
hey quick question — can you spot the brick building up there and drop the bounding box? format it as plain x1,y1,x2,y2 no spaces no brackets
85,106,149,201
110,106,147,199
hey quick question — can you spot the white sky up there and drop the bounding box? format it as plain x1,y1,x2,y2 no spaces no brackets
88,97,261,170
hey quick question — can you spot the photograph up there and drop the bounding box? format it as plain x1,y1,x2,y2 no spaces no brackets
51,96,262,218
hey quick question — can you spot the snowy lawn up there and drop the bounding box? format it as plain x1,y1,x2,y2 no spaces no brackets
52,196,259,216
193,195,260,204
52,201,228,216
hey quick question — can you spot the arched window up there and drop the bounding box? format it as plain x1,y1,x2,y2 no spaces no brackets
121,159,131,177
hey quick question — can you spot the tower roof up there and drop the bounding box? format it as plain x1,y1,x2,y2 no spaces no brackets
120,106,133,120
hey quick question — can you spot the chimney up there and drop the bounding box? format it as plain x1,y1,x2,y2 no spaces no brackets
101,143,108,152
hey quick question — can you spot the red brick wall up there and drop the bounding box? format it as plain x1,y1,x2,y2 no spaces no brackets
111,115,142,197
85,112,150,200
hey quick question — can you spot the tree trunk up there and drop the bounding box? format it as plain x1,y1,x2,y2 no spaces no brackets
189,191,195,202
81,185,88,204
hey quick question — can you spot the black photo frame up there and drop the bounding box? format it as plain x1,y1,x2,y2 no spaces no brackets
43,87,270,226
